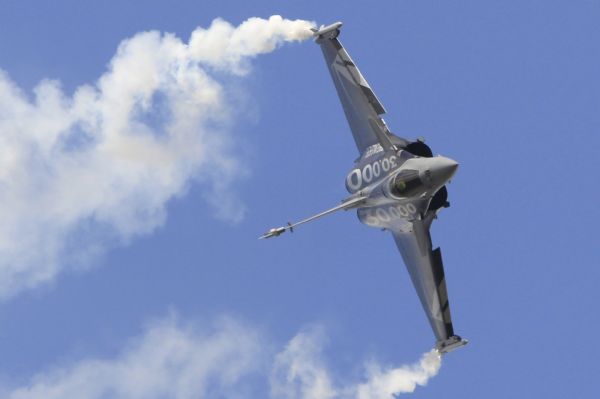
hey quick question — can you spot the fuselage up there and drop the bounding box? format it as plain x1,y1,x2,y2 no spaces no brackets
344,143,458,229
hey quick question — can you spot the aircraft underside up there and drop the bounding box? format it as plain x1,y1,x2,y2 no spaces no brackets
262,21,467,354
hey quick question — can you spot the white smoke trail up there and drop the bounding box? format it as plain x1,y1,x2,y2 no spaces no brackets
0,16,315,300
4,319,442,399
6,316,265,399
270,327,338,399
271,328,442,399
354,350,442,398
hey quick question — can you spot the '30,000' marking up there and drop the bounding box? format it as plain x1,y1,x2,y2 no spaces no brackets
362,203,417,226
346,155,397,192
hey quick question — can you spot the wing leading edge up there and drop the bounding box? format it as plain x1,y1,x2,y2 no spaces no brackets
390,214,467,353
314,24,405,154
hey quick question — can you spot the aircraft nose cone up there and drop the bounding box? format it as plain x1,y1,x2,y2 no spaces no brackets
425,156,459,187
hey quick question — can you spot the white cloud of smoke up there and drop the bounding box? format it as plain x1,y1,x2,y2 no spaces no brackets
272,328,442,399
354,350,442,398
270,327,338,399
0,16,315,300
5,318,442,399
7,316,265,399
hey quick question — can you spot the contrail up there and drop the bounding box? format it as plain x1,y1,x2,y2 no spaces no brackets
0,16,315,300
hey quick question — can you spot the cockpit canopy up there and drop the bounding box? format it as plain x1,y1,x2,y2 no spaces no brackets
390,169,424,198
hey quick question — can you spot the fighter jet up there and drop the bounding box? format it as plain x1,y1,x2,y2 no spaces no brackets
261,22,467,354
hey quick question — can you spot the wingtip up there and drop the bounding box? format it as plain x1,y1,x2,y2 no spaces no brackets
312,22,343,41
436,335,469,354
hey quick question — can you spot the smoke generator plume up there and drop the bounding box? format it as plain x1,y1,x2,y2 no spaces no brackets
271,328,443,399
6,318,442,399
355,349,442,398
0,15,316,300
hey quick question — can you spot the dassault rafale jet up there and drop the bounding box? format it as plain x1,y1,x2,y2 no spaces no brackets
261,22,468,354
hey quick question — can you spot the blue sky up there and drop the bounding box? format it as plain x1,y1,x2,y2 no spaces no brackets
1,1,599,398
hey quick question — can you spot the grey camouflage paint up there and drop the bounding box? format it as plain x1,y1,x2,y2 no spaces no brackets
263,23,467,354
